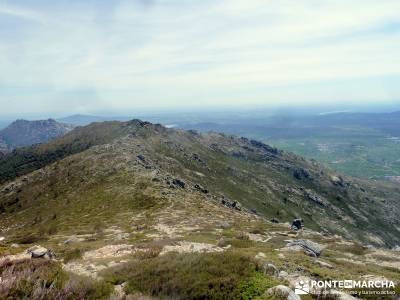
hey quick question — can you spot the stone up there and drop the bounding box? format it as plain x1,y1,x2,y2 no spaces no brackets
27,245,55,259
250,208,258,214
314,259,333,269
266,285,300,300
291,219,303,230
285,239,323,257
263,263,278,276
221,198,241,211
64,236,85,244
194,184,208,194
218,221,230,229
172,178,185,188
293,168,310,180
331,175,345,187
255,252,266,259
271,218,280,223
278,270,289,278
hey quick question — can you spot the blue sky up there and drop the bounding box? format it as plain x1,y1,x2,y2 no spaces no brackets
0,0,399,117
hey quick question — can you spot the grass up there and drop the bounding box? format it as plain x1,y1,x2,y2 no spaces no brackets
63,248,84,263
103,251,280,300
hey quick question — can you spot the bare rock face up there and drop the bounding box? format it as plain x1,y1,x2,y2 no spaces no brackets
0,119,73,149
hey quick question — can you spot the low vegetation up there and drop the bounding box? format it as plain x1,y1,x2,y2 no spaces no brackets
0,258,112,299
103,251,279,300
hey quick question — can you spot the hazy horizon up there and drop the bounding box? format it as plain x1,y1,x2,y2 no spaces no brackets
0,101,399,121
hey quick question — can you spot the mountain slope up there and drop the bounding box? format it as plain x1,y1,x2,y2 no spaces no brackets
0,119,74,154
0,120,399,247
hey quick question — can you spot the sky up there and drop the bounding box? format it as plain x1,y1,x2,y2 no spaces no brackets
0,0,400,117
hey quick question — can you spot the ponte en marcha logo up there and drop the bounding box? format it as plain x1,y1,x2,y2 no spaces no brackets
295,279,396,296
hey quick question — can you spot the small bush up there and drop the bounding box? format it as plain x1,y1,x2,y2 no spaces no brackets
63,248,83,263
103,251,276,299
133,245,162,259
239,272,278,300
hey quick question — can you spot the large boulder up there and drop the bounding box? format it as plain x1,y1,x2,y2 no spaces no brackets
27,245,55,259
266,285,300,300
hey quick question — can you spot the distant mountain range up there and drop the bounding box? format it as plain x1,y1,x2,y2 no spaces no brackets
57,114,132,126
0,119,73,154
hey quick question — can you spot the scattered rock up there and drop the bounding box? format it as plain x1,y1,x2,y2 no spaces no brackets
291,219,303,231
278,270,289,278
160,241,224,255
83,244,134,260
221,197,241,211
0,236,4,242
112,282,128,299
255,252,266,260
304,190,326,206
266,285,300,300
137,154,146,162
314,259,333,269
263,263,279,276
247,233,270,242
331,175,346,187
284,240,323,257
249,139,278,155
27,245,55,259
218,221,230,229
250,208,258,215
194,184,208,194
172,178,185,188
64,236,85,244
217,237,229,247
293,168,311,180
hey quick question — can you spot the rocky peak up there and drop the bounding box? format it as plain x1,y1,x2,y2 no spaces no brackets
0,118,74,149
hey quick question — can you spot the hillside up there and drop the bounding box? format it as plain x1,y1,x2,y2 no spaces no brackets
179,111,400,179
0,120,399,299
0,119,74,154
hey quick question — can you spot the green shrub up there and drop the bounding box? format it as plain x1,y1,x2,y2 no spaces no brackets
103,251,276,299
239,272,278,300
63,248,83,263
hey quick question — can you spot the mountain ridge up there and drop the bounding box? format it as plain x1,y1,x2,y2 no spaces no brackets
0,119,399,247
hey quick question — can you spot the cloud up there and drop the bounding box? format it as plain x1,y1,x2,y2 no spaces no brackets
0,3,43,22
0,0,399,116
